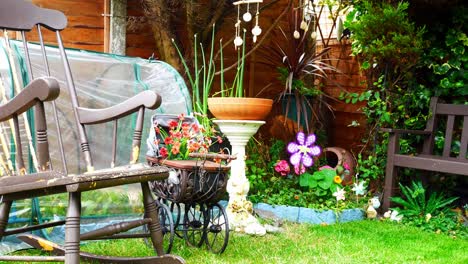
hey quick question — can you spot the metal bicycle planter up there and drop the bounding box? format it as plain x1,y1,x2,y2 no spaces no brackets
147,155,231,254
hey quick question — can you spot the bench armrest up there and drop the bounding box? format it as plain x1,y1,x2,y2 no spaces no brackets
380,128,432,135
76,90,162,125
0,77,60,122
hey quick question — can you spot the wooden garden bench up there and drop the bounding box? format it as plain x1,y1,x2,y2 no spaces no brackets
382,97,468,212
0,0,184,263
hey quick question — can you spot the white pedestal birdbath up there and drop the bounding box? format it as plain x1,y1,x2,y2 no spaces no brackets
214,120,266,235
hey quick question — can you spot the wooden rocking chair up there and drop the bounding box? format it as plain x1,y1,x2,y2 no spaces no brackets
0,0,184,263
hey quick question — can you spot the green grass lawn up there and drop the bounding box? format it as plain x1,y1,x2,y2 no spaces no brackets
10,220,468,264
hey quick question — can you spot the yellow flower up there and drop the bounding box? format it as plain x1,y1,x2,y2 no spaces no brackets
334,175,342,184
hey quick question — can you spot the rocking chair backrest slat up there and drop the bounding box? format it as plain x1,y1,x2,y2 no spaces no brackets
12,115,24,174
21,32,34,81
37,26,68,173
55,31,95,171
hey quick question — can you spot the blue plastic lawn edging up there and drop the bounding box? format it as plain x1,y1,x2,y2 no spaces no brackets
253,203,364,224
218,201,364,225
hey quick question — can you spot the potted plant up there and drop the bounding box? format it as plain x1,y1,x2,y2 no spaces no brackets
259,6,337,132
207,29,273,121
173,25,273,126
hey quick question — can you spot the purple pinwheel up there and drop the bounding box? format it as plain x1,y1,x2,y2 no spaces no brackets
287,132,321,168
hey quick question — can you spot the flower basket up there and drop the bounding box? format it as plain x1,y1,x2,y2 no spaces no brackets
147,158,230,204
146,113,232,204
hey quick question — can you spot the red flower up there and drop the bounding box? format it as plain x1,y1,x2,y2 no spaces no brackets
154,113,222,160
160,147,168,157
164,137,173,145
168,120,178,128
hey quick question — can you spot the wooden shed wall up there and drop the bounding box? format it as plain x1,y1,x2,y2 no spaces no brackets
11,0,367,150
30,0,105,52
322,41,367,152
126,0,155,59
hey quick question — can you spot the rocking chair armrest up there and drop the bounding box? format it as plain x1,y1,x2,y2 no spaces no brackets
0,77,60,122
380,128,432,135
76,90,162,125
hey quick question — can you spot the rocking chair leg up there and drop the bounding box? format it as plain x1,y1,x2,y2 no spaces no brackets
0,201,13,238
65,192,81,264
141,182,164,256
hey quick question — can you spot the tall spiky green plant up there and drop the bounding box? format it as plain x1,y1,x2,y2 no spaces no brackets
172,25,217,130
391,181,458,217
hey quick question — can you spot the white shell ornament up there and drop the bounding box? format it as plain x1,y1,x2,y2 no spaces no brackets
293,30,300,39
311,31,317,39
252,25,262,36
234,36,244,47
300,20,308,30
243,12,252,22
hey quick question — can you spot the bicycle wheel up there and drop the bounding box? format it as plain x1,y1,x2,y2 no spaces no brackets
169,201,182,233
183,203,207,247
205,202,229,253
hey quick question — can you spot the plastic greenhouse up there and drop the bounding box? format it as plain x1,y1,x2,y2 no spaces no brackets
0,39,192,253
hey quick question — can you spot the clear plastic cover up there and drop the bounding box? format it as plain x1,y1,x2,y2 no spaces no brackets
0,39,192,254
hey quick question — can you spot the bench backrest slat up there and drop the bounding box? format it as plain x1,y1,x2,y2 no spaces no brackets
435,103,468,116
442,115,455,157
460,116,468,159
428,98,468,159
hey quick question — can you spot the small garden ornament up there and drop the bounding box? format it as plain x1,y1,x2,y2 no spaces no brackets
370,196,381,209
366,200,378,219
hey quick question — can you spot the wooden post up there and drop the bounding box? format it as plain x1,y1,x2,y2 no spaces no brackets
110,0,127,55
103,0,111,53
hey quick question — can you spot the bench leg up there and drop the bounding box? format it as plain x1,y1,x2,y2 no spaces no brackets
65,192,81,264
0,201,12,238
141,182,164,256
383,133,399,212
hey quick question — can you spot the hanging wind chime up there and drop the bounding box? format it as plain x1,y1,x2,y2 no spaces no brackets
233,0,263,48
293,0,315,39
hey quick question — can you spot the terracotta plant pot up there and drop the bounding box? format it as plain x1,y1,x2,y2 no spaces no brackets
208,97,273,121
323,147,356,185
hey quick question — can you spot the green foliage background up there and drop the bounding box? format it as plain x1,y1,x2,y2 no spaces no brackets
343,1,467,193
